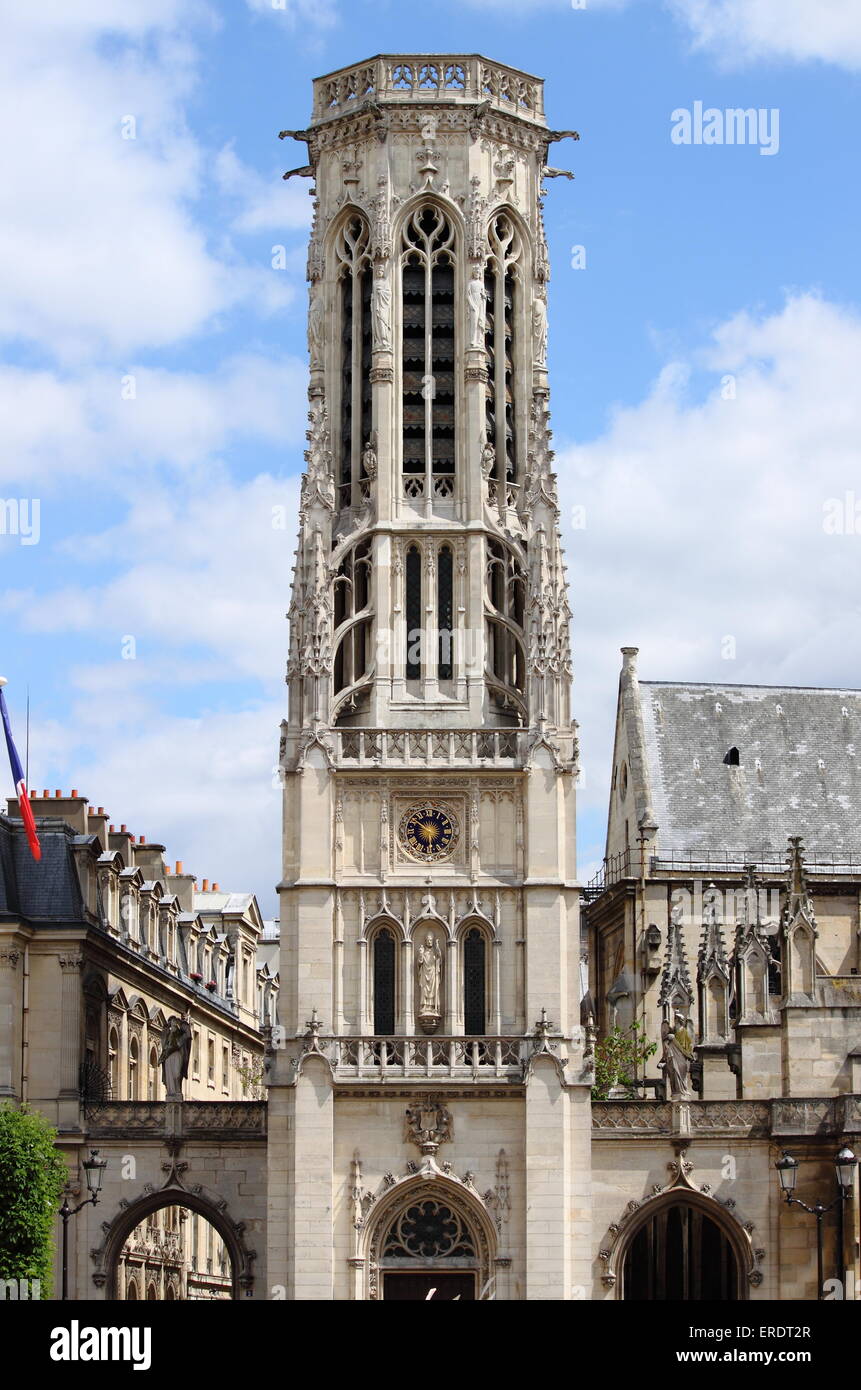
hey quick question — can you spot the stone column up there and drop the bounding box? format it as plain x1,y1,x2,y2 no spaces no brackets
290,1055,334,1299
524,1055,571,1299
0,946,21,1098
58,953,84,1131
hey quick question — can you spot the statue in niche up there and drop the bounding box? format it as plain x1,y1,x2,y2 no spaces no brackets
660,1010,695,1100
532,289,548,365
372,270,392,350
416,932,443,1031
467,265,486,349
159,1014,192,1100
480,440,496,480
362,437,378,480
308,284,324,366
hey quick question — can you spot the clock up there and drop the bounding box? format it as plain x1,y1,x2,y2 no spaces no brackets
399,803,459,863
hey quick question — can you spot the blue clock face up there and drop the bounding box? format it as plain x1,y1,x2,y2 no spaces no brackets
400,804,458,861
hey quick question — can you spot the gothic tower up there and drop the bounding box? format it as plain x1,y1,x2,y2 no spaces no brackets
267,55,590,1301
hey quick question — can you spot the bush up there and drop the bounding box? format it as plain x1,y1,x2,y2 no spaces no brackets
591,1020,657,1101
0,1104,68,1297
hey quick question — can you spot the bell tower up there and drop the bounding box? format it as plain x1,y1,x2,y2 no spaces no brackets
268,55,591,1301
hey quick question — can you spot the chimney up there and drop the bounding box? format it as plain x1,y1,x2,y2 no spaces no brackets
175,861,183,875
54,789,61,798
139,834,146,845
71,789,78,798
202,878,210,892
212,882,219,892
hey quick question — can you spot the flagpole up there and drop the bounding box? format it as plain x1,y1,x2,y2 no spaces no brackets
25,685,30,788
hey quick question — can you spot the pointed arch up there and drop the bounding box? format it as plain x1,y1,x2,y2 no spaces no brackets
361,1172,497,1301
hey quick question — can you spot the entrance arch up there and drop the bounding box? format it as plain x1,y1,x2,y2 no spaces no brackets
94,1188,255,1300
620,1193,745,1300
364,1176,496,1300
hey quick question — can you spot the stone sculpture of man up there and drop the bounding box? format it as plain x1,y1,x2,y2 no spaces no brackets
159,1014,192,1100
532,290,548,365
308,284,324,366
417,933,442,1016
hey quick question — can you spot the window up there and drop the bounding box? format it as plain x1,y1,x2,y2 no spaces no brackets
405,545,422,680
486,537,526,704
333,537,372,697
128,1037,139,1100
207,1038,215,1086
463,928,487,1035
108,1028,118,1096
222,1045,229,1092
401,205,456,500
192,1029,200,1078
723,747,740,766
148,1046,159,1100
484,213,522,487
373,928,396,1035
335,215,372,511
437,545,454,681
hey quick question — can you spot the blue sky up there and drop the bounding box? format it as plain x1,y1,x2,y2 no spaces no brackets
1,0,860,913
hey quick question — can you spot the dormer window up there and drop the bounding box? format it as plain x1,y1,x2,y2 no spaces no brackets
723,747,740,766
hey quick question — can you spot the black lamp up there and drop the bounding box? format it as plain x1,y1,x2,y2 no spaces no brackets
775,1150,799,1198
82,1148,107,1200
835,1144,857,1193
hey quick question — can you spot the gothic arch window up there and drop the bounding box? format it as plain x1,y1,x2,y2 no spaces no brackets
405,544,422,681
373,927,397,1036
333,537,373,699
367,1181,495,1301
486,537,526,706
126,1279,139,1300
401,205,456,502
621,1198,743,1300
484,213,523,486
437,544,454,681
463,927,487,1035
334,214,372,512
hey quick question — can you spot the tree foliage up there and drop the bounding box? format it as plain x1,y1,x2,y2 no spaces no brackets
0,1104,68,1297
591,1021,657,1101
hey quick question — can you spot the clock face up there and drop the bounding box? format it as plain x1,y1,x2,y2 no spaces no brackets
399,803,459,862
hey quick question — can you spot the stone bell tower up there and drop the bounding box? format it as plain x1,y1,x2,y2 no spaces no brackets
267,54,591,1301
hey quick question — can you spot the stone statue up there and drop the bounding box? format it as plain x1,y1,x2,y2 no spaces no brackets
532,291,548,365
660,1012,695,1100
308,284,324,366
417,932,442,1019
480,440,496,480
467,266,486,349
362,437,377,480
372,273,391,351
159,1014,192,1100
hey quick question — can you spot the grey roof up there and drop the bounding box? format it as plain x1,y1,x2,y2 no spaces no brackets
639,682,861,857
0,815,86,921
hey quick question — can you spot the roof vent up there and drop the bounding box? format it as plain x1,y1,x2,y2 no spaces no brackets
842,706,850,717
714,702,722,715
723,747,740,766
818,758,825,770
775,703,783,716
754,758,762,772
693,757,700,772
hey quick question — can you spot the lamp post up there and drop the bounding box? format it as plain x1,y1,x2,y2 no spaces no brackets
775,1145,857,1299
59,1149,108,1301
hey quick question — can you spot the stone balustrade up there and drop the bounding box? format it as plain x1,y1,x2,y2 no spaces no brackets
312,55,545,124
336,728,520,767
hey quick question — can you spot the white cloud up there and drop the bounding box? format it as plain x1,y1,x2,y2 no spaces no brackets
667,0,861,70
558,294,861,863
244,0,337,26
0,354,307,489
215,145,313,234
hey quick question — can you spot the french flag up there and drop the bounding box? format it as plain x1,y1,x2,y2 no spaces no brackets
0,681,41,862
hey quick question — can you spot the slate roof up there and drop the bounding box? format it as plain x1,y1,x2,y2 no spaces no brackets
0,815,86,921
639,682,861,857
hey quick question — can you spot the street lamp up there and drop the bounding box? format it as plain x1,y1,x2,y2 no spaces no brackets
59,1149,108,1300
775,1145,857,1300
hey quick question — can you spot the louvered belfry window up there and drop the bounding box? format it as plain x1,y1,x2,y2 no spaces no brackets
336,215,372,511
464,928,486,1035
405,544,422,680
373,928,396,1036
437,545,454,681
401,206,456,500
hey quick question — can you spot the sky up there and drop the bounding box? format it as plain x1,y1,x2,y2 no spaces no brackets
1,0,859,915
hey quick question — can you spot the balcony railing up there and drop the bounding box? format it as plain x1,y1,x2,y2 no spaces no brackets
332,1035,527,1079
312,56,545,124
585,846,861,901
336,728,520,766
